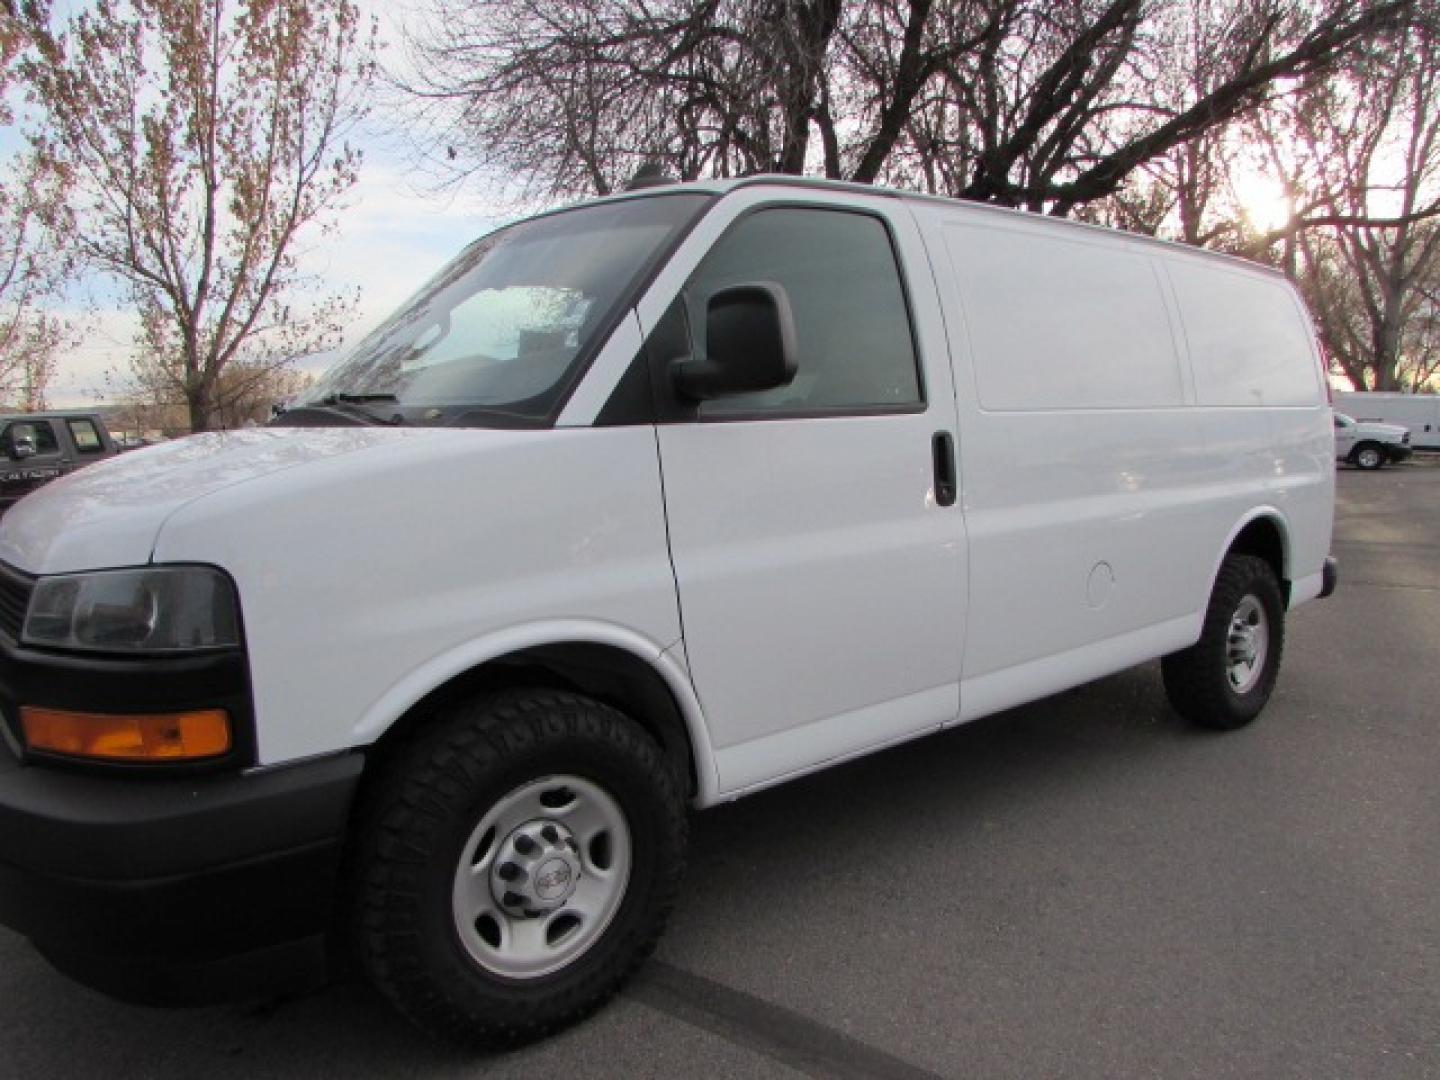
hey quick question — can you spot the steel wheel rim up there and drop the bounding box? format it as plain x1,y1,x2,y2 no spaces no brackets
1226,595,1269,695
1358,447,1380,468
451,775,632,980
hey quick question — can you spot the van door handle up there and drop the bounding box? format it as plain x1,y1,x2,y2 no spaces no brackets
932,431,957,508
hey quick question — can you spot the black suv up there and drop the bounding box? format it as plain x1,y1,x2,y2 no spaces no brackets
0,412,120,513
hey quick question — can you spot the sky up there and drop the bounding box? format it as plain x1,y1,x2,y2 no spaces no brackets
19,0,509,409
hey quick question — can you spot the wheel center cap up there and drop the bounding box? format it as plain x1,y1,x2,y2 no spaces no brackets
491,819,582,916
535,858,573,900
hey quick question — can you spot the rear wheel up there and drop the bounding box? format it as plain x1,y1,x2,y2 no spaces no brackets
1162,554,1285,730
352,688,687,1047
1352,443,1384,470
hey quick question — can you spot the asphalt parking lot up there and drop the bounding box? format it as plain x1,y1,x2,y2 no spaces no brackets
3,461,1438,1079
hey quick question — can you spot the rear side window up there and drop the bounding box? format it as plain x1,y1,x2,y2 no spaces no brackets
67,419,104,452
1167,261,1320,407
682,207,922,416
944,221,1183,411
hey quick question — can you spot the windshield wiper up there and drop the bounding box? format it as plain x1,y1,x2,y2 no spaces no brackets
270,394,403,426
321,393,399,405
310,392,405,426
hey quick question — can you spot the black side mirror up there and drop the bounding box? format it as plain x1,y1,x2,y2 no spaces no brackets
671,282,798,401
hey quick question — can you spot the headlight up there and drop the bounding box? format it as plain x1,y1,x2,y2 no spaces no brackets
22,566,241,653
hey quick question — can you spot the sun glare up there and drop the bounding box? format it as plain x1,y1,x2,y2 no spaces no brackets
1231,170,1293,234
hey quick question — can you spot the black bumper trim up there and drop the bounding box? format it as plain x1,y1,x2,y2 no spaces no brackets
0,745,363,880
0,750,364,1004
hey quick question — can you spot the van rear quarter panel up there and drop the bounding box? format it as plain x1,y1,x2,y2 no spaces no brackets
1159,252,1334,595
914,201,1331,693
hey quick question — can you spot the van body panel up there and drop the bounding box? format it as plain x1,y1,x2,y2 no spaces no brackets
919,203,1212,683
640,187,967,793
913,198,1331,694
957,612,1199,724
151,426,683,766
714,683,959,797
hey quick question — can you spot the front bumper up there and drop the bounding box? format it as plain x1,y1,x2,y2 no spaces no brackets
0,735,363,1004
0,615,364,1005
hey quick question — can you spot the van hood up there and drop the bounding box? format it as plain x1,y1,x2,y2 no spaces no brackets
1355,420,1409,440
0,427,444,575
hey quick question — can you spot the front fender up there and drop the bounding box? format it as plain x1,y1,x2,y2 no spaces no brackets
352,620,720,805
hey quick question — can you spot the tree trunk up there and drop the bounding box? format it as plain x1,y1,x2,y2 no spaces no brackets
187,383,213,434
1372,284,1407,390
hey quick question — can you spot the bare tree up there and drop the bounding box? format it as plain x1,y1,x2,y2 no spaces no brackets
1243,24,1440,390
119,352,312,432
20,0,375,431
401,0,1418,215
0,155,67,409
1,1,69,410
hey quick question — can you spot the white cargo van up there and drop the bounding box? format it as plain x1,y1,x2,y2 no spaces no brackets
0,177,1336,1044
1335,390,1440,450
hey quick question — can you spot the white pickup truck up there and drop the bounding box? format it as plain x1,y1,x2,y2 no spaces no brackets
0,175,1336,1046
1333,411,1413,469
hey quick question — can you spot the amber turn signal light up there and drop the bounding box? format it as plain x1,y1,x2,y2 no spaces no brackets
20,706,232,762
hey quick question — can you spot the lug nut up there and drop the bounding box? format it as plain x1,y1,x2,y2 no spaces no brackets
496,862,523,882
514,835,538,855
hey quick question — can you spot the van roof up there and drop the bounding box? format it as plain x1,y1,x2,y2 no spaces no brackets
569,174,1287,280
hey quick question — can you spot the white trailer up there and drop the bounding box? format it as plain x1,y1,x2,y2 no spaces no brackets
1335,391,1440,450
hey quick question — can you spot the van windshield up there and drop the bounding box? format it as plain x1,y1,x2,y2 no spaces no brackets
289,194,710,428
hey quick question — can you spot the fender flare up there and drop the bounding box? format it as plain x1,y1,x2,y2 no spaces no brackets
350,619,720,805
1207,506,1292,591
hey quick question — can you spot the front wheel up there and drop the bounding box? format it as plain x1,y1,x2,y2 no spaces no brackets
1162,554,1285,730
1352,443,1385,470
352,688,687,1046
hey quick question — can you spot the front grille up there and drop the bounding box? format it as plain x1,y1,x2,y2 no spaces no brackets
0,561,34,640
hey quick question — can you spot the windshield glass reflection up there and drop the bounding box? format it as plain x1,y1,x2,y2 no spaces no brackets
292,194,709,428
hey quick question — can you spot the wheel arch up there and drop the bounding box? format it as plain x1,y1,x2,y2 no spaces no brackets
1212,509,1292,605
353,622,718,805
1349,440,1384,465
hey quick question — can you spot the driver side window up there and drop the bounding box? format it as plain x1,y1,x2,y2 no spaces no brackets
664,206,924,418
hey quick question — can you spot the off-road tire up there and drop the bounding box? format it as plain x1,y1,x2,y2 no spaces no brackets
1162,554,1285,730
351,688,687,1047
